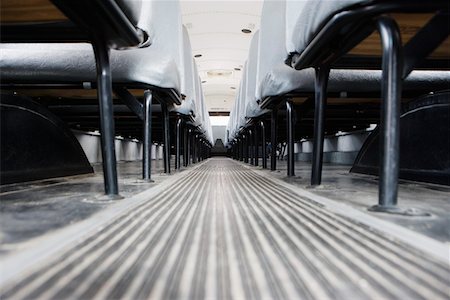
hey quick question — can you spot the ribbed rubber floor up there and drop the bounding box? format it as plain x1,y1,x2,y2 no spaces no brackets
2,158,449,300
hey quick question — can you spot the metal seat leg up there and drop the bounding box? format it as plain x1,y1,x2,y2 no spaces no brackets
270,107,278,171
244,134,249,163
175,117,182,170
249,129,254,165
92,39,120,198
369,17,404,213
261,121,267,169
286,99,295,177
254,125,259,167
311,66,330,185
183,126,188,167
240,137,244,161
367,17,428,216
187,129,192,165
142,90,153,182
192,134,197,164
162,103,170,174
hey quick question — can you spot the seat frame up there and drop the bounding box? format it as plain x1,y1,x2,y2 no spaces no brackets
233,0,449,214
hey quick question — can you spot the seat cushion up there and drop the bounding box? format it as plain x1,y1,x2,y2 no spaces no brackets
0,0,183,90
245,31,269,118
237,63,248,131
285,0,365,54
173,26,196,117
227,64,247,139
0,43,181,91
258,64,450,100
192,63,204,126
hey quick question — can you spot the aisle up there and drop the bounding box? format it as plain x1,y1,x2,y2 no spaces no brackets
1,158,448,300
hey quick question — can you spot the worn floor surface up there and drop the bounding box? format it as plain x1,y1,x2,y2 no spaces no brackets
1,158,449,299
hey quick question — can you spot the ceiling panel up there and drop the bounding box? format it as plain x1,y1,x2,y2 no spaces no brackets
181,0,263,113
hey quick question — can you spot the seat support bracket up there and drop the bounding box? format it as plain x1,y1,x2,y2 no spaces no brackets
176,117,182,170
142,89,154,182
311,66,330,185
261,121,267,169
92,38,120,197
270,107,278,171
286,99,295,177
369,16,403,213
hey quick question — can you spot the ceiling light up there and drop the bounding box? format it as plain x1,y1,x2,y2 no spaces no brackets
207,70,233,77
241,28,252,34
194,54,202,58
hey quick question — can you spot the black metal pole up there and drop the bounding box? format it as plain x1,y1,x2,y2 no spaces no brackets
203,142,206,160
142,90,153,181
286,99,295,177
261,121,267,169
198,139,202,161
200,140,203,161
201,141,204,161
237,137,242,161
244,134,249,163
241,137,244,162
237,139,240,161
187,129,192,165
175,117,182,170
197,139,200,162
183,125,188,167
254,125,259,167
203,141,206,160
239,137,244,161
162,103,170,174
92,39,119,197
370,17,403,212
311,66,330,185
249,129,254,165
270,107,278,171
192,134,197,164
236,141,239,160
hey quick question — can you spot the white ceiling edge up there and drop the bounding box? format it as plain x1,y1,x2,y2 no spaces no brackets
181,0,263,113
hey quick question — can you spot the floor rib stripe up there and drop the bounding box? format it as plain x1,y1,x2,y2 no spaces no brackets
2,158,449,300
